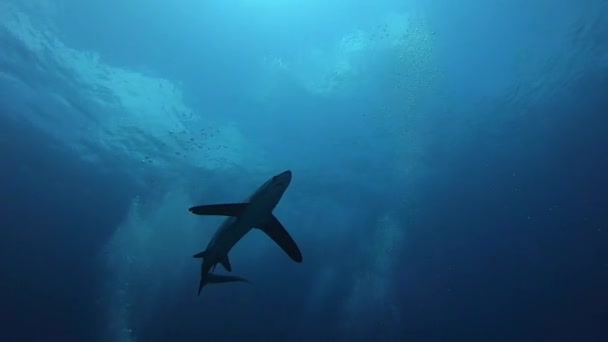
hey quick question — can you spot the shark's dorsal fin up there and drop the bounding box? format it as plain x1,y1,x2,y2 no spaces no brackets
257,215,303,263
219,255,232,272
189,203,247,217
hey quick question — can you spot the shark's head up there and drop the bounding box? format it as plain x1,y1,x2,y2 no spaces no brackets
271,170,292,188
249,170,292,209
263,170,291,196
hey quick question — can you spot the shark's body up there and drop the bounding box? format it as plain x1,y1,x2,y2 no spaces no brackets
189,170,302,294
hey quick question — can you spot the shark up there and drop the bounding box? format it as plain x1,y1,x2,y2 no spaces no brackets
189,170,303,295
203,273,252,285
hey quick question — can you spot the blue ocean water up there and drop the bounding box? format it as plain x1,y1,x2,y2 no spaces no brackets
1,0,607,341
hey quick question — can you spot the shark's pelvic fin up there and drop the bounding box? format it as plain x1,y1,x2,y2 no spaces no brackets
258,214,303,263
193,250,208,258
219,255,232,272
188,203,248,217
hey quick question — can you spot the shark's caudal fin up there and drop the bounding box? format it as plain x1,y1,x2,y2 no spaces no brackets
258,214,303,263
198,273,252,295
207,273,252,285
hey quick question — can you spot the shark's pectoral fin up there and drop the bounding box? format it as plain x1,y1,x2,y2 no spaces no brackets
258,215,303,263
189,203,248,217
219,255,232,272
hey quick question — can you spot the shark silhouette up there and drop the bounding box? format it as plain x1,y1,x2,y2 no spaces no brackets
189,170,302,295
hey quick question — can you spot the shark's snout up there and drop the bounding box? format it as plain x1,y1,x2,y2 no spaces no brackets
274,170,292,186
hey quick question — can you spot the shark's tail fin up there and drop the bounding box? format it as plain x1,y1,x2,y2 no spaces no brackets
206,273,252,285
198,273,252,295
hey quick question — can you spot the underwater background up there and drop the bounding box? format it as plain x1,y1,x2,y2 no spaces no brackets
1,0,607,341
